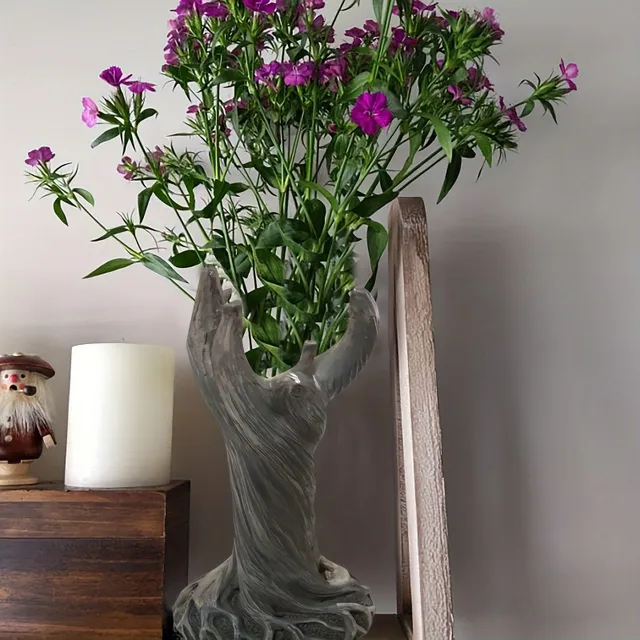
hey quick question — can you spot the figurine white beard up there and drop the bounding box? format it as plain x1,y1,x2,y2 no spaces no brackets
0,370,53,438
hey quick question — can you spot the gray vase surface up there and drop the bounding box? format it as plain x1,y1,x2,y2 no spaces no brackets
173,267,379,640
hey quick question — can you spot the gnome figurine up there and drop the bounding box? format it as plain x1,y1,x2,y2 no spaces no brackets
0,353,56,486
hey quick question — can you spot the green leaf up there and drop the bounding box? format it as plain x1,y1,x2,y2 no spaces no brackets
343,72,371,101
227,182,249,195
307,199,326,238
245,286,270,317
373,0,383,23
437,152,463,203
152,183,189,210
142,254,188,283
73,188,95,206
138,187,154,222
84,258,134,279
137,108,158,124
255,249,285,287
541,99,558,124
364,220,389,292
521,100,535,118
300,180,339,212
245,347,265,374
250,314,280,347
353,191,397,218
53,198,68,225
169,250,204,269
91,225,128,242
257,221,283,249
203,233,226,250
211,69,246,86
473,133,493,167
234,250,252,278
379,170,393,191
90,127,120,149
394,130,422,186
428,116,453,162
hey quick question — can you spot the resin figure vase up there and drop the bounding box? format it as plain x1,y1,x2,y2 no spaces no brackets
173,268,379,640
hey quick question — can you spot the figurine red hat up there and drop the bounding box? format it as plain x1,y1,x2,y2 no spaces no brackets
0,353,55,379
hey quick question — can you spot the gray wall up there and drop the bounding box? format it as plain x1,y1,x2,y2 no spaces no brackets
1,0,638,637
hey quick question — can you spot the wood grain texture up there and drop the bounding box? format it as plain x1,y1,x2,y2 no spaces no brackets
0,482,186,539
389,198,454,640
0,482,190,640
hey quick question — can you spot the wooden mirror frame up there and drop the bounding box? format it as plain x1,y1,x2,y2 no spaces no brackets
388,198,454,640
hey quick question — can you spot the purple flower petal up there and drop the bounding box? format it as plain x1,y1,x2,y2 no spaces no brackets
351,91,393,135
25,146,55,166
127,81,157,94
81,97,99,128
345,27,366,39
100,66,132,87
202,1,229,18
363,20,380,36
373,108,393,128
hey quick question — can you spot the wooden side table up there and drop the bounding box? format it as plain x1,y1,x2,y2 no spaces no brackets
0,481,190,640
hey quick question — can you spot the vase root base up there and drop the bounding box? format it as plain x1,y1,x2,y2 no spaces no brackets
173,558,375,640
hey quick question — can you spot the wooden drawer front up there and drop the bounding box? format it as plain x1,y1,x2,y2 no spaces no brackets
0,538,165,639
0,490,166,539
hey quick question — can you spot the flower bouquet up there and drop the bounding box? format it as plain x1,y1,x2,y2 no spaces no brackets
26,0,577,378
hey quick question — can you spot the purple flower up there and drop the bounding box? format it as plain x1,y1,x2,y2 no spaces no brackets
477,7,504,40
363,20,380,36
499,97,526,131
100,66,132,87
345,27,366,39
507,108,526,131
391,27,419,54
560,59,579,91
187,103,202,114
25,147,55,167
448,85,472,106
393,0,437,15
299,13,325,33
174,0,203,15
351,91,393,135
283,61,315,86
328,123,338,134
319,57,348,89
304,0,324,7
81,97,99,128
339,40,361,53
150,146,165,163
436,57,445,69
255,61,282,87
242,0,276,13
127,81,156,94
467,66,494,91
203,1,229,18
117,156,138,181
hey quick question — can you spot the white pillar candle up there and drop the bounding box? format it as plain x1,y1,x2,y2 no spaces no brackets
65,343,175,489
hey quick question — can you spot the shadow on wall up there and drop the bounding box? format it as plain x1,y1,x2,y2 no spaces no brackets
432,225,536,636
316,255,397,613
172,362,233,580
